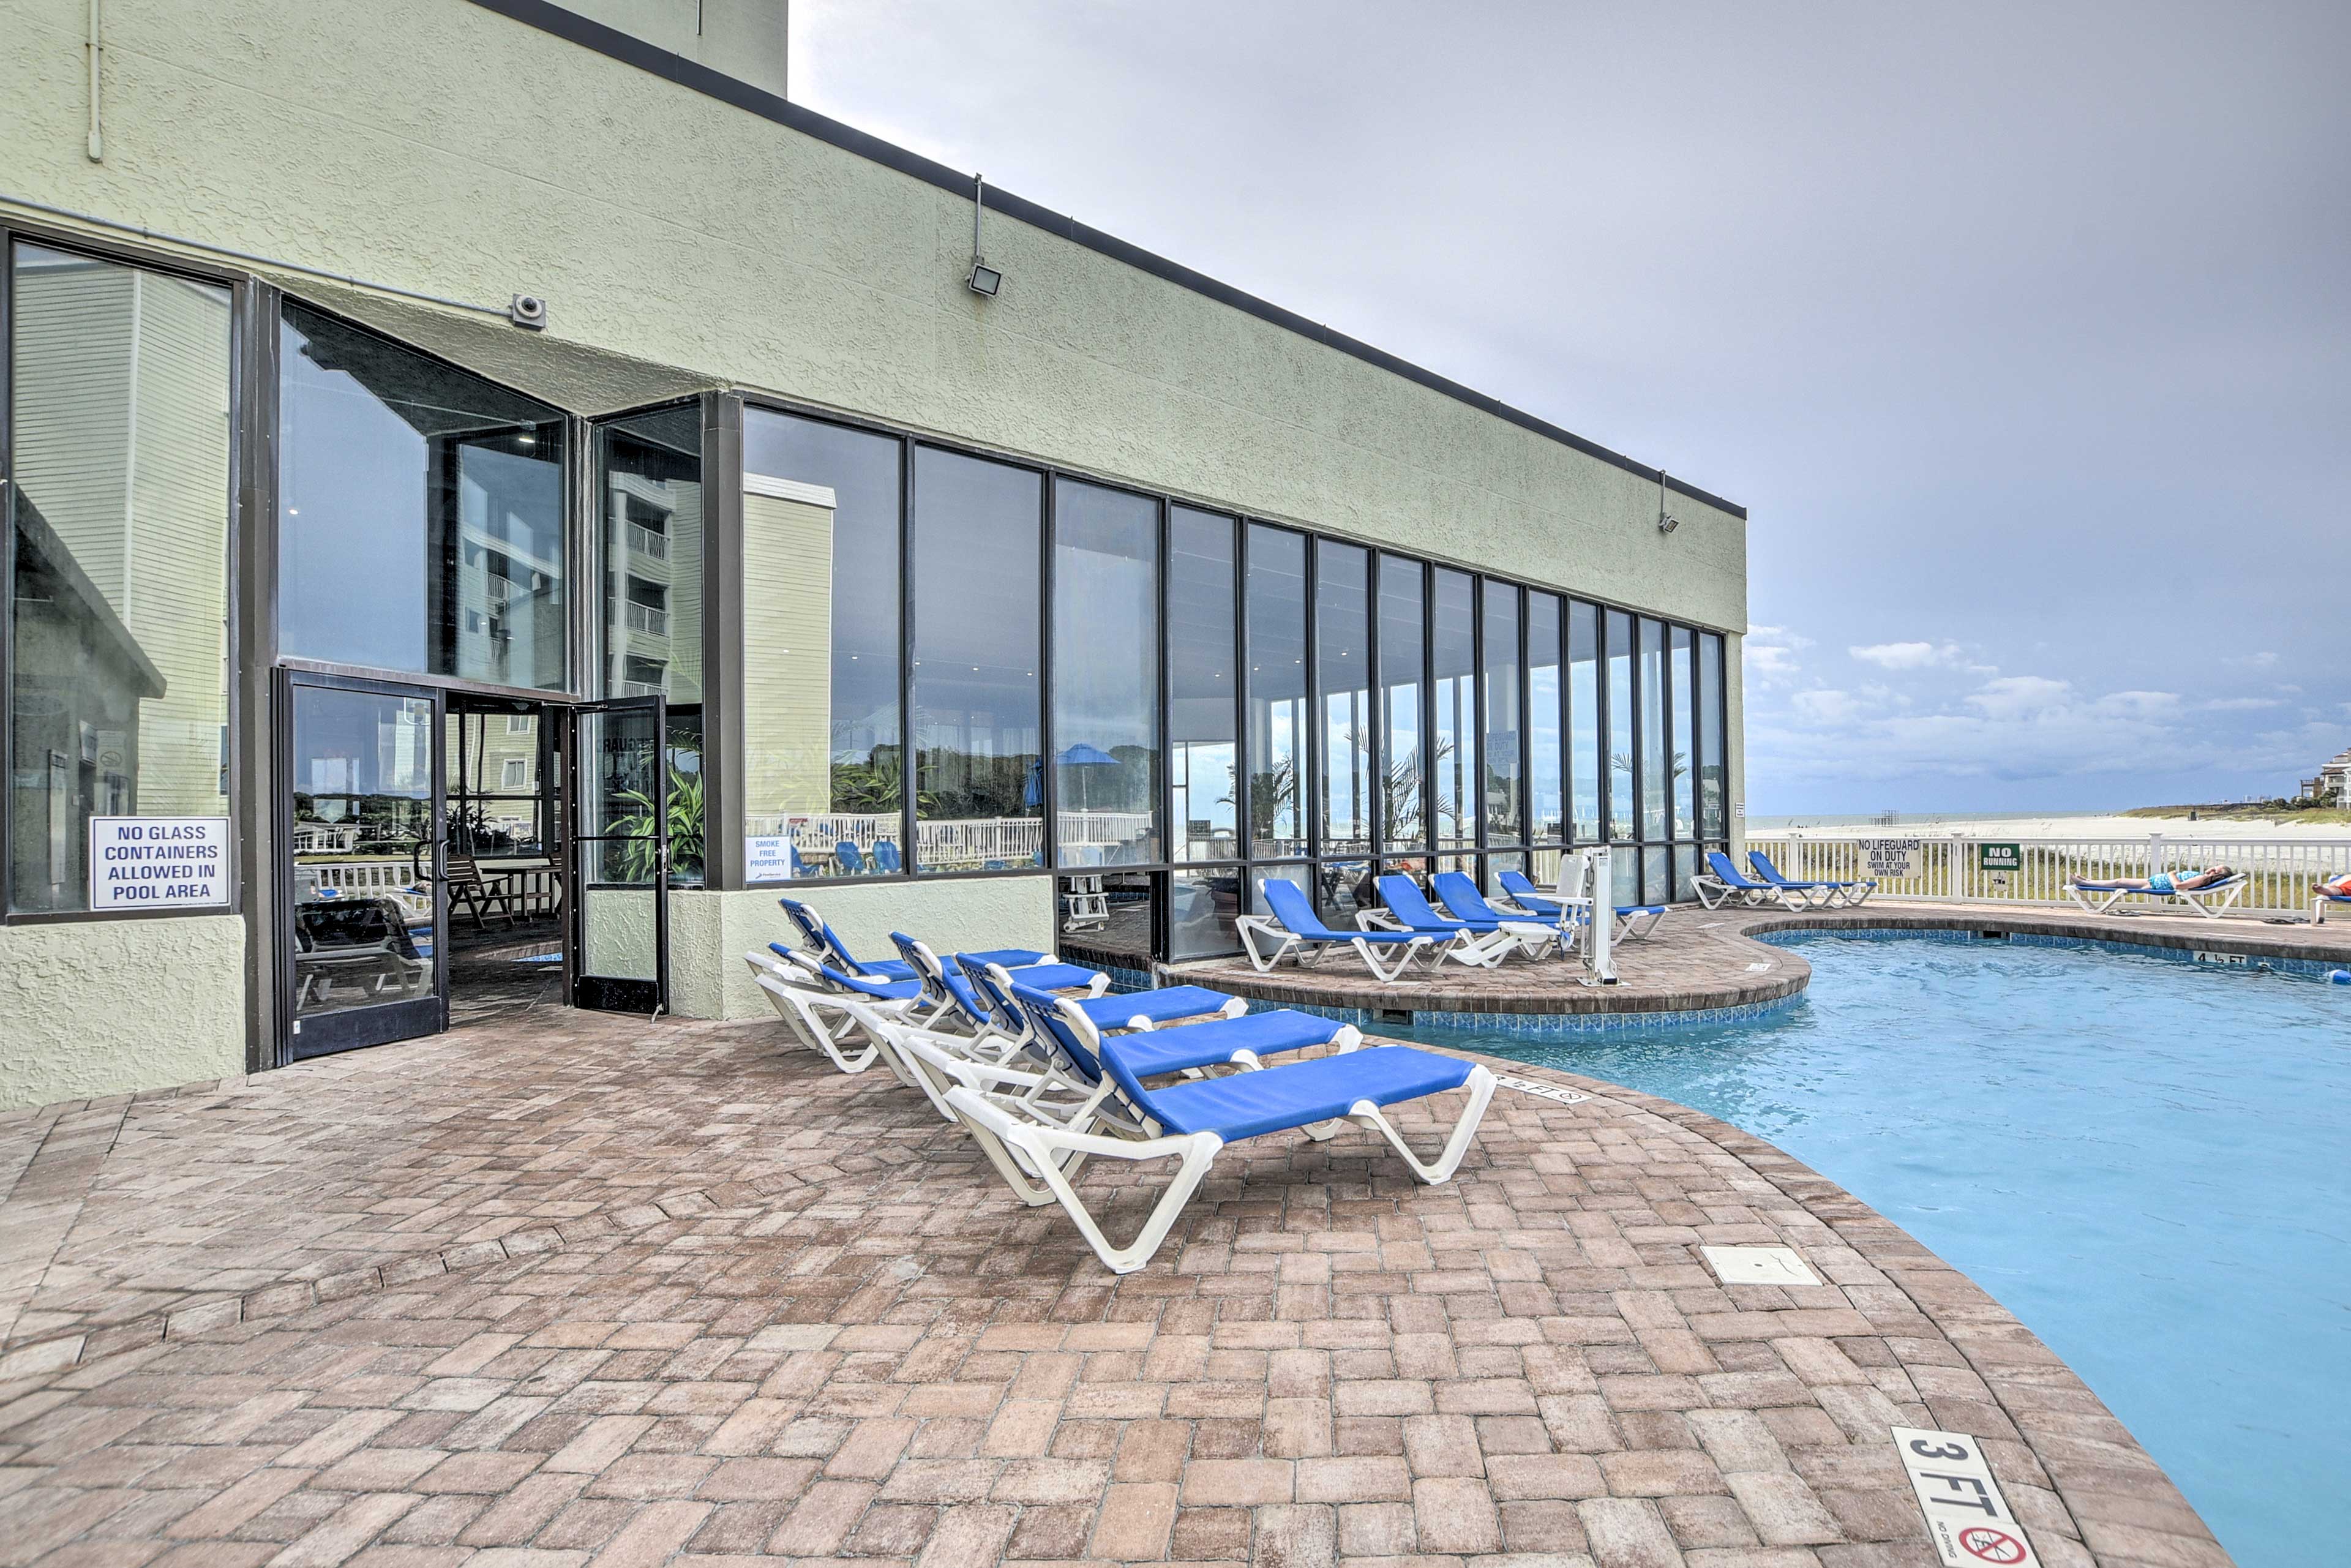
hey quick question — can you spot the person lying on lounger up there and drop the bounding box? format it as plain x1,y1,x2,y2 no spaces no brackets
2070,865,2235,895
2317,872,2351,898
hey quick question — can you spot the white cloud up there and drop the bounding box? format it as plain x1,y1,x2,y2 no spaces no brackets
1849,640,1949,670
2201,696,2283,711
2094,690,2180,719
1965,675,2072,719
1742,625,1812,688
1791,688,1862,724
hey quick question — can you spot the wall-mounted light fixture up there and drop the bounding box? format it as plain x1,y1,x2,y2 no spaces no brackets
1656,469,1681,534
966,172,1001,298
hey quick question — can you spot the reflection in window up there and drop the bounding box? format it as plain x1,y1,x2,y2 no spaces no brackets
597,408,702,702
1244,526,1306,858
1316,543,1370,857
1482,579,1521,844
1528,593,1562,842
279,303,566,689
1431,569,1477,850
1378,555,1425,850
1169,867,1241,959
1640,617,1667,841
1168,509,1237,864
740,411,903,879
1671,625,1696,839
1053,479,1159,866
1699,631,1725,837
1570,601,1599,842
7,246,232,913
911,448,1040,873
1605,609,1635,842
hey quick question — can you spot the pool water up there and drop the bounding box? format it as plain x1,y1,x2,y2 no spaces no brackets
1404,935,2350,1568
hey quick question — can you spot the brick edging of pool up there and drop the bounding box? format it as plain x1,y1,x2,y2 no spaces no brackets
1438,1047,2232,1568
1739,901,2351,980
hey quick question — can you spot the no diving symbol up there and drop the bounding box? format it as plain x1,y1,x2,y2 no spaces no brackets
1959,1527,2026,1564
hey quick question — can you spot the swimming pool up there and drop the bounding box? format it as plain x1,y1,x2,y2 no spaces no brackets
1403,933,2349,1568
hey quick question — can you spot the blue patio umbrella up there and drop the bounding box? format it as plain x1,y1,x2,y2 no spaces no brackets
1026,743,1120,811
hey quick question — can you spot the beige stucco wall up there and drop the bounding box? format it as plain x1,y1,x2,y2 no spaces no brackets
668,877,1058,1021
0,916,245,1111
0,0,1744,634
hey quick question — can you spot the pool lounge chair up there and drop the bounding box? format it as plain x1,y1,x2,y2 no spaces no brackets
1234,878,1437,980
1430,871,1569,959
941,1033,1495,1273
1747,850,1874,909
741,946,920,1077
1694,851,1807,912
2067,872,2247,920
888,933,1111,1041
1493,868,1667,942
778,895,1046,983
1361,876,1537,967
2316,889,2351,925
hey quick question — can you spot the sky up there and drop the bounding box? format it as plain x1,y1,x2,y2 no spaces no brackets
789,1,2350,816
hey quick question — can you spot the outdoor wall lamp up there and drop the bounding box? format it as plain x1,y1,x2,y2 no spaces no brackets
966,172,1002,298
1657,469,1681,534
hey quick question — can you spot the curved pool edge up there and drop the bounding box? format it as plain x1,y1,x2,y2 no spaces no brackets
1736,900,2351,979
1408,1044,2235,1568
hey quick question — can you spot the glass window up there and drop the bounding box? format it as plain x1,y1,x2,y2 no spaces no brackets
741,410,903,879
1320,857,1374,923
1482,579,1522,844
1377,555,1424,851
1640,617,1667,841
1244,525,1306,858
1431,569,1478,850
1569,601,1599,842
8,246,232,913
1528,593,1561,842
1168,508,1236,865
1052,479,1159,866
279,303,566,689
1671,625,1696,839
910,447,1040,874
1643,845,1669,907
1605,608,1634,842
1699,631,1726,838
1315,543,1370,858
1169,866,1240,959
1673,844,1697,905
596,407,702,702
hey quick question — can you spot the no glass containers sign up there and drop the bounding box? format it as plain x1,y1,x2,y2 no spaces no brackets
89,817,230,910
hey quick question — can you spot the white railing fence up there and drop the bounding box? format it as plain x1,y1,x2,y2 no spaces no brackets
1745,834,2351,916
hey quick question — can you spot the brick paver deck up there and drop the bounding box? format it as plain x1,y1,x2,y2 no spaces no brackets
0,1001,2230,1565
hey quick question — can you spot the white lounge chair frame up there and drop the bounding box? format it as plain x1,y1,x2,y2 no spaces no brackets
2315,893,2351,926
1233,912,1435,980
1352,909,1521,968
941,1060,1496,1274
2066,875,2246,920
741,948,920,1079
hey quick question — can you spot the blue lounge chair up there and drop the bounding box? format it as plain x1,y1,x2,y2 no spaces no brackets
1694,851,1806,911
872,839,902,872
937,1030,1496,1273
888,933,1111,1041
1494,868,1667,940
833,840,867,876
779,895,1044,983
1747,850,1872,908
1431,871,1568,958
1234,878,1436,981
740,946,924,1079
789,845,814,879
2315,888,2351,925
1360,876,1526,966
1007,981,1323,1127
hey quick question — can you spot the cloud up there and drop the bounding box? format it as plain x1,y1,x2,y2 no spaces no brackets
1965,675,2072,719
2094,690,2181,718
1851,641,1955,670
1742,626,1812,688
2200,696,2283,711
1790,688,1862,724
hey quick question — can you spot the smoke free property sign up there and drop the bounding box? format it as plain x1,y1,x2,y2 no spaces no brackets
88,817,230,910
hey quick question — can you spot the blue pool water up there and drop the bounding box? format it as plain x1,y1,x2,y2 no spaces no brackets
1404,935,2350,1567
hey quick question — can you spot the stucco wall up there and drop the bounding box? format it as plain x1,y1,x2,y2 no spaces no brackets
0,916,246,1111
668,877,1058,1021
0,0,1744,632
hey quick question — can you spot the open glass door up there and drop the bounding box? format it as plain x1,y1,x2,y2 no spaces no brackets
566,695,669,1012
280,671,446,1059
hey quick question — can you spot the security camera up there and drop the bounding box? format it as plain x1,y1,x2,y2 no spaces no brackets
509,294,548,331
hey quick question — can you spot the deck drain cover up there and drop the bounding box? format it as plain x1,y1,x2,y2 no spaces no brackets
1891,1426,2039,1566
1494,1074,1588,1105
1700,1245,1821,1286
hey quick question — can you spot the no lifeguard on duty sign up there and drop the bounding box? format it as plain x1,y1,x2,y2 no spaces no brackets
88,816,230,910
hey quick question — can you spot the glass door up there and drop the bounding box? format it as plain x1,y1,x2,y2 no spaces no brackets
279,671,446,1059
566,696,669,1013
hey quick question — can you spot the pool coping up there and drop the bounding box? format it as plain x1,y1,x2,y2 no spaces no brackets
1460,1049,2235,1568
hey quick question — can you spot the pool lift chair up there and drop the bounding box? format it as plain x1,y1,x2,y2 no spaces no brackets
1493,864,1666,944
